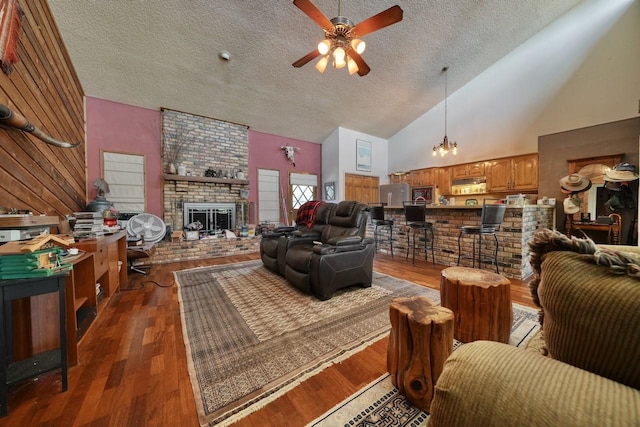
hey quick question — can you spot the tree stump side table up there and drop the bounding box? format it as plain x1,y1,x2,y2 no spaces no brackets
387,296,454,412
440,266,513,343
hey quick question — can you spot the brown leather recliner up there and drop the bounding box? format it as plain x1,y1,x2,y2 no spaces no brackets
284,201,374,300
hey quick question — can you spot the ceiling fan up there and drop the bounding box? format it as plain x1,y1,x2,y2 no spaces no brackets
292,0,403,77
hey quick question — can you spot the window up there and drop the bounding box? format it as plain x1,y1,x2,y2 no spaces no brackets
258,169,280,224
290,173,318,224
102,151,146,213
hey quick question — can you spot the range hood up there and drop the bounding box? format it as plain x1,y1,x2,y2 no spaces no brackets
451,177,487,195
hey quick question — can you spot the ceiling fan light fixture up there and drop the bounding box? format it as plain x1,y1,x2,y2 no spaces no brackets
347,56,358,75
351,39,366,54
318,39,331,55
315,55,330,73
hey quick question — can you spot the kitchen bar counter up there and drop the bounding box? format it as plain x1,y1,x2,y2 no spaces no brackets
367,205,555,279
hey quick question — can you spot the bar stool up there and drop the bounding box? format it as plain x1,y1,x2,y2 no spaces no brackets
370,204,394,257
403,201,435,265
457,198,506,273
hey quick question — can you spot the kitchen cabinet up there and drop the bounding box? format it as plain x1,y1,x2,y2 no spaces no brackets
486,159,511,192
389,172,410,184
436,167,451,195
411,168,437,187
511,154,539,191
451,162,485,179
486,154,538,192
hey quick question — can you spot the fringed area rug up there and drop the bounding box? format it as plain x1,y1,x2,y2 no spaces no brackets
174,260,440,426
308,303,541,427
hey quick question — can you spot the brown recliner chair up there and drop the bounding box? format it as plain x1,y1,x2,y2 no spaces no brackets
284,201,374,300
260,203,335,275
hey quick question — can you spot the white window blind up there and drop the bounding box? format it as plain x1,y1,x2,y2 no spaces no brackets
258,169,280,224
290,173,317,187
103,152,146,213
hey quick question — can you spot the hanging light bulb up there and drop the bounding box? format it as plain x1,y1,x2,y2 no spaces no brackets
318,39,331,55
347,55,358,75
351,39,366,54
333,47,346,68
315,55,330,73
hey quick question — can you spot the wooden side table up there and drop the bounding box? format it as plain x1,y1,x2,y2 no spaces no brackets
440,266,512,343
387,296,454,412
0,274,68,417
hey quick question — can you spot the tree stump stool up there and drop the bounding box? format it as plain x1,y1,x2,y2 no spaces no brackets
440,266,513,343
387,296,454,412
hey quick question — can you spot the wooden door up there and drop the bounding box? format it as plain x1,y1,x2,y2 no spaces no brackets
345,173,379,204
486,159,511,192
511,154,539,191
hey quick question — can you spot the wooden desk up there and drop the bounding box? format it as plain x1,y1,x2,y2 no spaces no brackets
565,214,621,245
0,274,68,417
73,231,127,296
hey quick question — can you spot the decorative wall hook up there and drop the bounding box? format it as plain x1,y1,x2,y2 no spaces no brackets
0,103,81,148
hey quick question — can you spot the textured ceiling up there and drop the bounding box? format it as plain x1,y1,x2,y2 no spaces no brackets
47,0,582,143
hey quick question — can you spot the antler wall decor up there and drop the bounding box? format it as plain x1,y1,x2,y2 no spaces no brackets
0,103,81,148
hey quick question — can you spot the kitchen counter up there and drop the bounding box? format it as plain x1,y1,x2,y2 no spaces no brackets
368,205,554,279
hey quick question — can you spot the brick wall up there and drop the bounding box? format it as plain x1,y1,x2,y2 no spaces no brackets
367,205,554,279
162,109,249,231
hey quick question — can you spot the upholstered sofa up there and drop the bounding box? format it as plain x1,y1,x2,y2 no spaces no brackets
427,229,640,426
260,200,374,300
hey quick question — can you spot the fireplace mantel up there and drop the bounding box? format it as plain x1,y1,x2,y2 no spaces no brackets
163,174,249,185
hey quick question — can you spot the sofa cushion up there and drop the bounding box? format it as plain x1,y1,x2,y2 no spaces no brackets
427,341,640,427
528,229,640,389
538,250,640,389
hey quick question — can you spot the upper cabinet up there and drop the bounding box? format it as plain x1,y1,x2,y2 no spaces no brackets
451,162,485,179
410,168,437,187
437,167,451,194
389,172,411,184
486,154,538,192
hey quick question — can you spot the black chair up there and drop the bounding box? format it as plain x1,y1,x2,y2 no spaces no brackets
403,201,435,265
370,204,394,257
457,198,506,272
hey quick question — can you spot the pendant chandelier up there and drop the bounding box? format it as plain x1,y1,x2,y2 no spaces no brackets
432,66,458,157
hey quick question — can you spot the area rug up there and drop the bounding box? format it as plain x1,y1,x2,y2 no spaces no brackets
174,260,441,426
308,303,541,427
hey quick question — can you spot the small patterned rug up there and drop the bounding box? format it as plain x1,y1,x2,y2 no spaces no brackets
308,304,541,426
174,260,441,426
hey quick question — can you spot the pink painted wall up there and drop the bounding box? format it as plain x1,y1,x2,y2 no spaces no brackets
85,97,163,217
248,131,322,224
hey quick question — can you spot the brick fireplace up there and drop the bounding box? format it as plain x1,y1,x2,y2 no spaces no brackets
140,109,260,266
162,109,249,232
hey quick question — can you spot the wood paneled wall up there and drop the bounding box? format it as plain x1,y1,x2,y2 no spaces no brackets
0,1,85,218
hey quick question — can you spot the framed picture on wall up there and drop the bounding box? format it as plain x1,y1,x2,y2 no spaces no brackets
356,139,371,172
324,181,335,201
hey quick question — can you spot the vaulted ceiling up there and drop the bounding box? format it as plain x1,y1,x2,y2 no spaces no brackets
48,0,582,143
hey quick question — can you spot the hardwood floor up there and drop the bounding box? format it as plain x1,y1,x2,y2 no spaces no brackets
0,253,535,427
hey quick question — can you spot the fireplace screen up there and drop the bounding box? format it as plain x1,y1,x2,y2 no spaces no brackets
183,203,236,234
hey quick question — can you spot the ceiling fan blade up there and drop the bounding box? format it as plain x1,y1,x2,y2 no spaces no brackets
349,51,370,76
352,5,403,37
293,49,321,68
293,0,333,30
